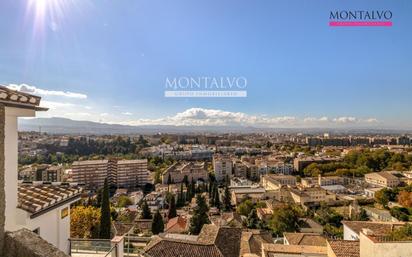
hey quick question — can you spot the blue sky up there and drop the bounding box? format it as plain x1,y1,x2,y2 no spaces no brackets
0,0,411,128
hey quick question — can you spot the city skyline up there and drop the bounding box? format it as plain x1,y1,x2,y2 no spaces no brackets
1,0,411,128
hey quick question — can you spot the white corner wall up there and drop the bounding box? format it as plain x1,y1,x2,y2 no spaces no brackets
4,107,35,232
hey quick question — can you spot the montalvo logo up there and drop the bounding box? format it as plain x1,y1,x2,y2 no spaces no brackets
164,76,247,98
329,10,393,27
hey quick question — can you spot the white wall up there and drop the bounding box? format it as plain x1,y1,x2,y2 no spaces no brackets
3,106,73,254
15,202,75,254
4,107,35,232
343,224,359,241
360,232,412,257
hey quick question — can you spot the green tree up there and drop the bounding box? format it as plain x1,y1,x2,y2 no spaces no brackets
70,206,100,239
389,224,412,241
99,178,111,239
222,183,232,212
213,186,221,209
359,208,369,221
189,194,210,235
246,208,259,229
375,188,390,208
269,205,300,236
117,195,133,208
177,183,185,207
141,199,152,219
183,175,189,188
168,194,177,219
236,199,254,216
152,210,164,235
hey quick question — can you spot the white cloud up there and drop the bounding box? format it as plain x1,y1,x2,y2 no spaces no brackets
40,100,75,109
7,84,87,99
364,118,378,123
121,112,133,115
304,117,329,123
118,108,379,128
333,117,358,123
100,113,109,117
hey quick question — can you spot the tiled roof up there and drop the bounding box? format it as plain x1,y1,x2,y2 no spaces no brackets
240,230,273,256
342,221,405,235
18,182,82,216
166,216,187,231
261,243,327,257
145,238,224,257
145,225,242,257
327,240,359,257
284,233,326,246
0,85,46,110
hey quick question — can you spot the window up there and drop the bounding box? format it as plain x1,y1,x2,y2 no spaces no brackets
33,228,40,235
61,207,69,219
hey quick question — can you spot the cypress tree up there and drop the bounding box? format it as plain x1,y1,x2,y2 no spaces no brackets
99,178,111,239
189,194,210,235
209,184,215,206
222,182,232,212
177,183,185,207
208,182,213,198
168,195,177,219
167,174,172,192
152,210,164,235
190,178,196,196
141,199,152,219
246,208,259,229
183,175,189,188
214,186,221,209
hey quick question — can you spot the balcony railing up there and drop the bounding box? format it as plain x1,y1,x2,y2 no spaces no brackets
69,238,113,256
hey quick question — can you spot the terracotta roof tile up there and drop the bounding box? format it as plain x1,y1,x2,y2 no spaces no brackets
18,182,82,214
284,233,326,246
262,243,327,256
145,225,242,257
327,240,359,257
0,85,44,109
342,221,405,235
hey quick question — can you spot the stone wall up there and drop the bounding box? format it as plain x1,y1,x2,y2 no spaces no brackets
0,104,5,255
4,229,69,257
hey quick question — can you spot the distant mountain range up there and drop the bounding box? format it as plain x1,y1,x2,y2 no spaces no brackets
18,117,412,135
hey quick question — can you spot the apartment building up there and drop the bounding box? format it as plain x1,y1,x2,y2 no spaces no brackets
301,175,345,188
213,154,233,182
72,159,150,190
42,165,64,182
161,161,208,184
365,172,400,188
243,161,259,180
290,187,336,206
231,187,266,204
261,174,296,191
233,161,247,178
72,160,115,190
117,159,150,188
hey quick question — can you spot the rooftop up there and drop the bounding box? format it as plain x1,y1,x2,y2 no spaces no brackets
0,85,47,111
342,221,405,235
261,243,327,257
327,240,359,257
284,233,326,246
145,225,242,257
18,182,82,217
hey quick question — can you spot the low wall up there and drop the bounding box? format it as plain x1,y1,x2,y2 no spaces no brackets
4,229,69,257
